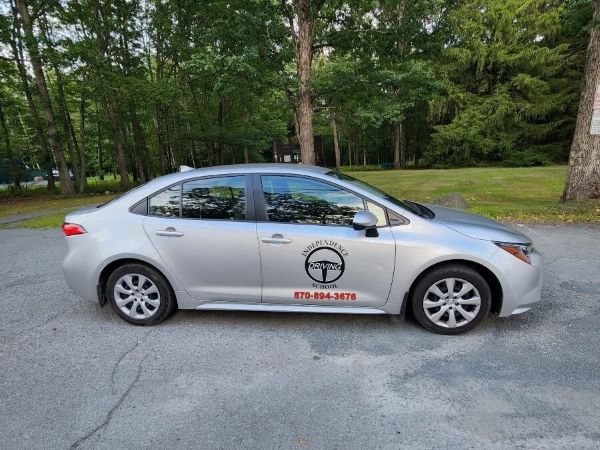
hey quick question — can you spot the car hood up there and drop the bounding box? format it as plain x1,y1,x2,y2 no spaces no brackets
424,204,531,244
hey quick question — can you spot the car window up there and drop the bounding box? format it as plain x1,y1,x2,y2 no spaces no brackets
182,176,246,220
326,170,431,218
261,175,364,226
366,201,387,226
149,185,181,217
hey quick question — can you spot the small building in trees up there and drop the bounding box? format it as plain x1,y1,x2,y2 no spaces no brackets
273,136,325,166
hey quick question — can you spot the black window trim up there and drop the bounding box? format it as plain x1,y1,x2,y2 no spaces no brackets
252,173,403,228
133,174,254,222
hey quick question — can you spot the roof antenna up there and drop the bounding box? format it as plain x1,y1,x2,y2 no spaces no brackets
179,165,194,173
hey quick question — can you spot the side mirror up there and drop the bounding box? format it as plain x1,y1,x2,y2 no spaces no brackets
352,211,379,237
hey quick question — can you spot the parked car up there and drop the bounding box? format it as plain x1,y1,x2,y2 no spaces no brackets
51,168,75,181
62,164,542,334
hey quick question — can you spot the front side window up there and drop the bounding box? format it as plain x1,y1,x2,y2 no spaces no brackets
182,176,246,220
261,175,364,226
149,185,181,217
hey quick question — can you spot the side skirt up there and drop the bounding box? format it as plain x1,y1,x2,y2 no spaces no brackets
195,302,387,315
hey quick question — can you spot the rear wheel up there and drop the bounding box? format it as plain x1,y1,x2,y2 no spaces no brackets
411,264,491,335
107,263,176,325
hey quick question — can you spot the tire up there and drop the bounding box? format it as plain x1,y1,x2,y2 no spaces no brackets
411,264,491,335
107,263,176,326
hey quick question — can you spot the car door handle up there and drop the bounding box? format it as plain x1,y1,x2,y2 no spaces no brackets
260,234,292,244
155,227,184,237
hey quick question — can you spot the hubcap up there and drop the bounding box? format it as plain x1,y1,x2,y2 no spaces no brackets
114,274,161,319
423,278,481,328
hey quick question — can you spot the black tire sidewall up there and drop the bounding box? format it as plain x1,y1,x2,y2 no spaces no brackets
107,263,174,326
411,265,491,335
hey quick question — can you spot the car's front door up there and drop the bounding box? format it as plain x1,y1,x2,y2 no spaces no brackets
143,175,261,302
256,175,396,308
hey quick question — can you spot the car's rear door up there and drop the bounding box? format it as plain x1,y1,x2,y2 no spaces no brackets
143,175,261,302
255,174,396,308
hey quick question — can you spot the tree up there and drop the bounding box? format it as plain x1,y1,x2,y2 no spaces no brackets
429,0,583,167
3,5,54,189
563,0,600,200
14,0,74,194
282,0,328,165
0,99,20,191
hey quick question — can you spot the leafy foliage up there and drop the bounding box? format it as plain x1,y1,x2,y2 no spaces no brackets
0,0,593,193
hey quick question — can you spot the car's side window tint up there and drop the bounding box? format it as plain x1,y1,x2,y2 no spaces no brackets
261,175,364,226
149,185,181,217
182,176,246,220
367,201,387,226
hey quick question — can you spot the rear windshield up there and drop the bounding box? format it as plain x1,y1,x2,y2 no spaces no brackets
96,182,148,208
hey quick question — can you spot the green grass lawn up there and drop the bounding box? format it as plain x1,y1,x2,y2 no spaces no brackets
348,165,600,222
0,194,116,219
2,165,599,228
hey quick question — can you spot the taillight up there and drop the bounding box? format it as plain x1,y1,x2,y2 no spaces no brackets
61,223,87,236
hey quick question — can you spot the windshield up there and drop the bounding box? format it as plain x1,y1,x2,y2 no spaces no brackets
325,171,433,218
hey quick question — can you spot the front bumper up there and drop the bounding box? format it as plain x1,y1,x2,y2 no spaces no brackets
493,247,543,317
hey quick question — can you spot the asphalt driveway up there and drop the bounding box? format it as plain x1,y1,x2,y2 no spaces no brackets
1,224,599,449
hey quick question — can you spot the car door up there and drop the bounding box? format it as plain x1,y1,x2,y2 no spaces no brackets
143,175,261,302
256,174,396,308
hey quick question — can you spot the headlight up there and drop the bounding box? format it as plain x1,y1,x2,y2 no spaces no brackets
495,242,532,264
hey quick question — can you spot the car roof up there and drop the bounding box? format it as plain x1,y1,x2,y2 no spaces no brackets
184,163,330,175
108,164,333,207
146,164,332,187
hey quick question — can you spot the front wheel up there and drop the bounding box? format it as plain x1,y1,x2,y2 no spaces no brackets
107,263,176,325
411,265,491,335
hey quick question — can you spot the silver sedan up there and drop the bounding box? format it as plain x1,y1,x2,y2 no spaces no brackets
62,164,543,334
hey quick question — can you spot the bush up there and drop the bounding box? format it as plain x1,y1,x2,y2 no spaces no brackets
338,164,385,172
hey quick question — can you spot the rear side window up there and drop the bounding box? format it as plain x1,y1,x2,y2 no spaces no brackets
181,176,246,220
149,185,181,217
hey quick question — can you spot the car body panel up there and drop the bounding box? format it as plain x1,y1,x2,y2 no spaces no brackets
257,222,396,307
427,204,532,243
143,216,261,302
62,163,543,324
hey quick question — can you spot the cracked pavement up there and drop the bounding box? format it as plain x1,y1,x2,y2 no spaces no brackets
0,225,599,449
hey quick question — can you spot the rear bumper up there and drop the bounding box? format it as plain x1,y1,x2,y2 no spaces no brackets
62,234,99,302
495,248,543,317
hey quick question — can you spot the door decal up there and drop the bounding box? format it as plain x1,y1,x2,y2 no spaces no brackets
301,240,349,289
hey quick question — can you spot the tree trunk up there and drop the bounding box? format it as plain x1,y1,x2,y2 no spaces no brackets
154,104,168,174
362,132,367,166
347,139,352,166
352,131,360,166
0,102,21,191
331,118,341,170
53,64,82,190
8,8,53,190
129,103,148,182
105,99,130,188
295,0,316,165
78,97,87,193
14,0,74,193
562,1,600,201
400,122,407,168
394,122,407,169
96,103,104,180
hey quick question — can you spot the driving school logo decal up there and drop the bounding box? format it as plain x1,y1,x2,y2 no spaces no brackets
301,240,349,288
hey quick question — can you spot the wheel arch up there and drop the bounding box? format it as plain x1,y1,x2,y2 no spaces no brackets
98,257,178,307
406,259,503,315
